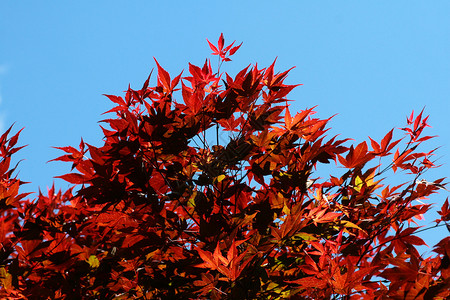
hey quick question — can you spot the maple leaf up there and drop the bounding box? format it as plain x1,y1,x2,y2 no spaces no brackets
207,33,242,62
309,206,342,225
338,141,374,169
181,82,203,115
154,58,182,95
217,114,243,132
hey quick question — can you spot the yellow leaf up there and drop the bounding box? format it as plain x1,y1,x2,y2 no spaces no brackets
354,176,363,192
279,171,292,178
354,170,382,194
293,232,317,241
215,174,226,183
266,281,280,291
341,220,363,231
0,267,12,290
282,202,290,215
188,191,197,207
88,255,100,268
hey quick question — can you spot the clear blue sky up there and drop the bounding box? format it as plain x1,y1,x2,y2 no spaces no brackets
1,2,449,248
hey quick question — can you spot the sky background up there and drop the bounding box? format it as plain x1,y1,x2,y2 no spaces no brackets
1,1,449,250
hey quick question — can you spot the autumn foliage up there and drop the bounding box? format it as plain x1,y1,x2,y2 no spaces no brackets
1,34,450,299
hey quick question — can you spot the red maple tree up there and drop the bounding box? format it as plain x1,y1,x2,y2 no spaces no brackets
0,34,449,299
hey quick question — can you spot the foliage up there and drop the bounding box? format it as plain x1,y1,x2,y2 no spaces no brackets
0,34,449,299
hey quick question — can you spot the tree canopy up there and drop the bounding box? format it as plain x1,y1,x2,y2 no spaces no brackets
0,34,449,299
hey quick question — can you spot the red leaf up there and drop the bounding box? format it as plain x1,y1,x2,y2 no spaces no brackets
413,109,424,132
381,129,393,150
438,198,450,222
286,276,327,289
122,235,145,248
181,82,202,115
154,58,171,92
171,70,183,90
8,128,24,149
103,94,126,106
196,248,217,270
217,115,243,132
315,211,342,223
207,39,219,55
402,235,427,246
338,141,371,168
407,110,414,125
142,69,153,91
55,173,86,184
0,125,14,142
218,33,224,51
229,42,242,56
369,137,381,153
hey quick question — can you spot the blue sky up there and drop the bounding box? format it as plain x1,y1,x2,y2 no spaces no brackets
1,2,449,248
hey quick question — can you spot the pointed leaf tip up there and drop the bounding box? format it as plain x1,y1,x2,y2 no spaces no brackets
218,33,225,51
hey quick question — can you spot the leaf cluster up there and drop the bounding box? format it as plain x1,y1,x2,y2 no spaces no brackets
0,35,449,299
